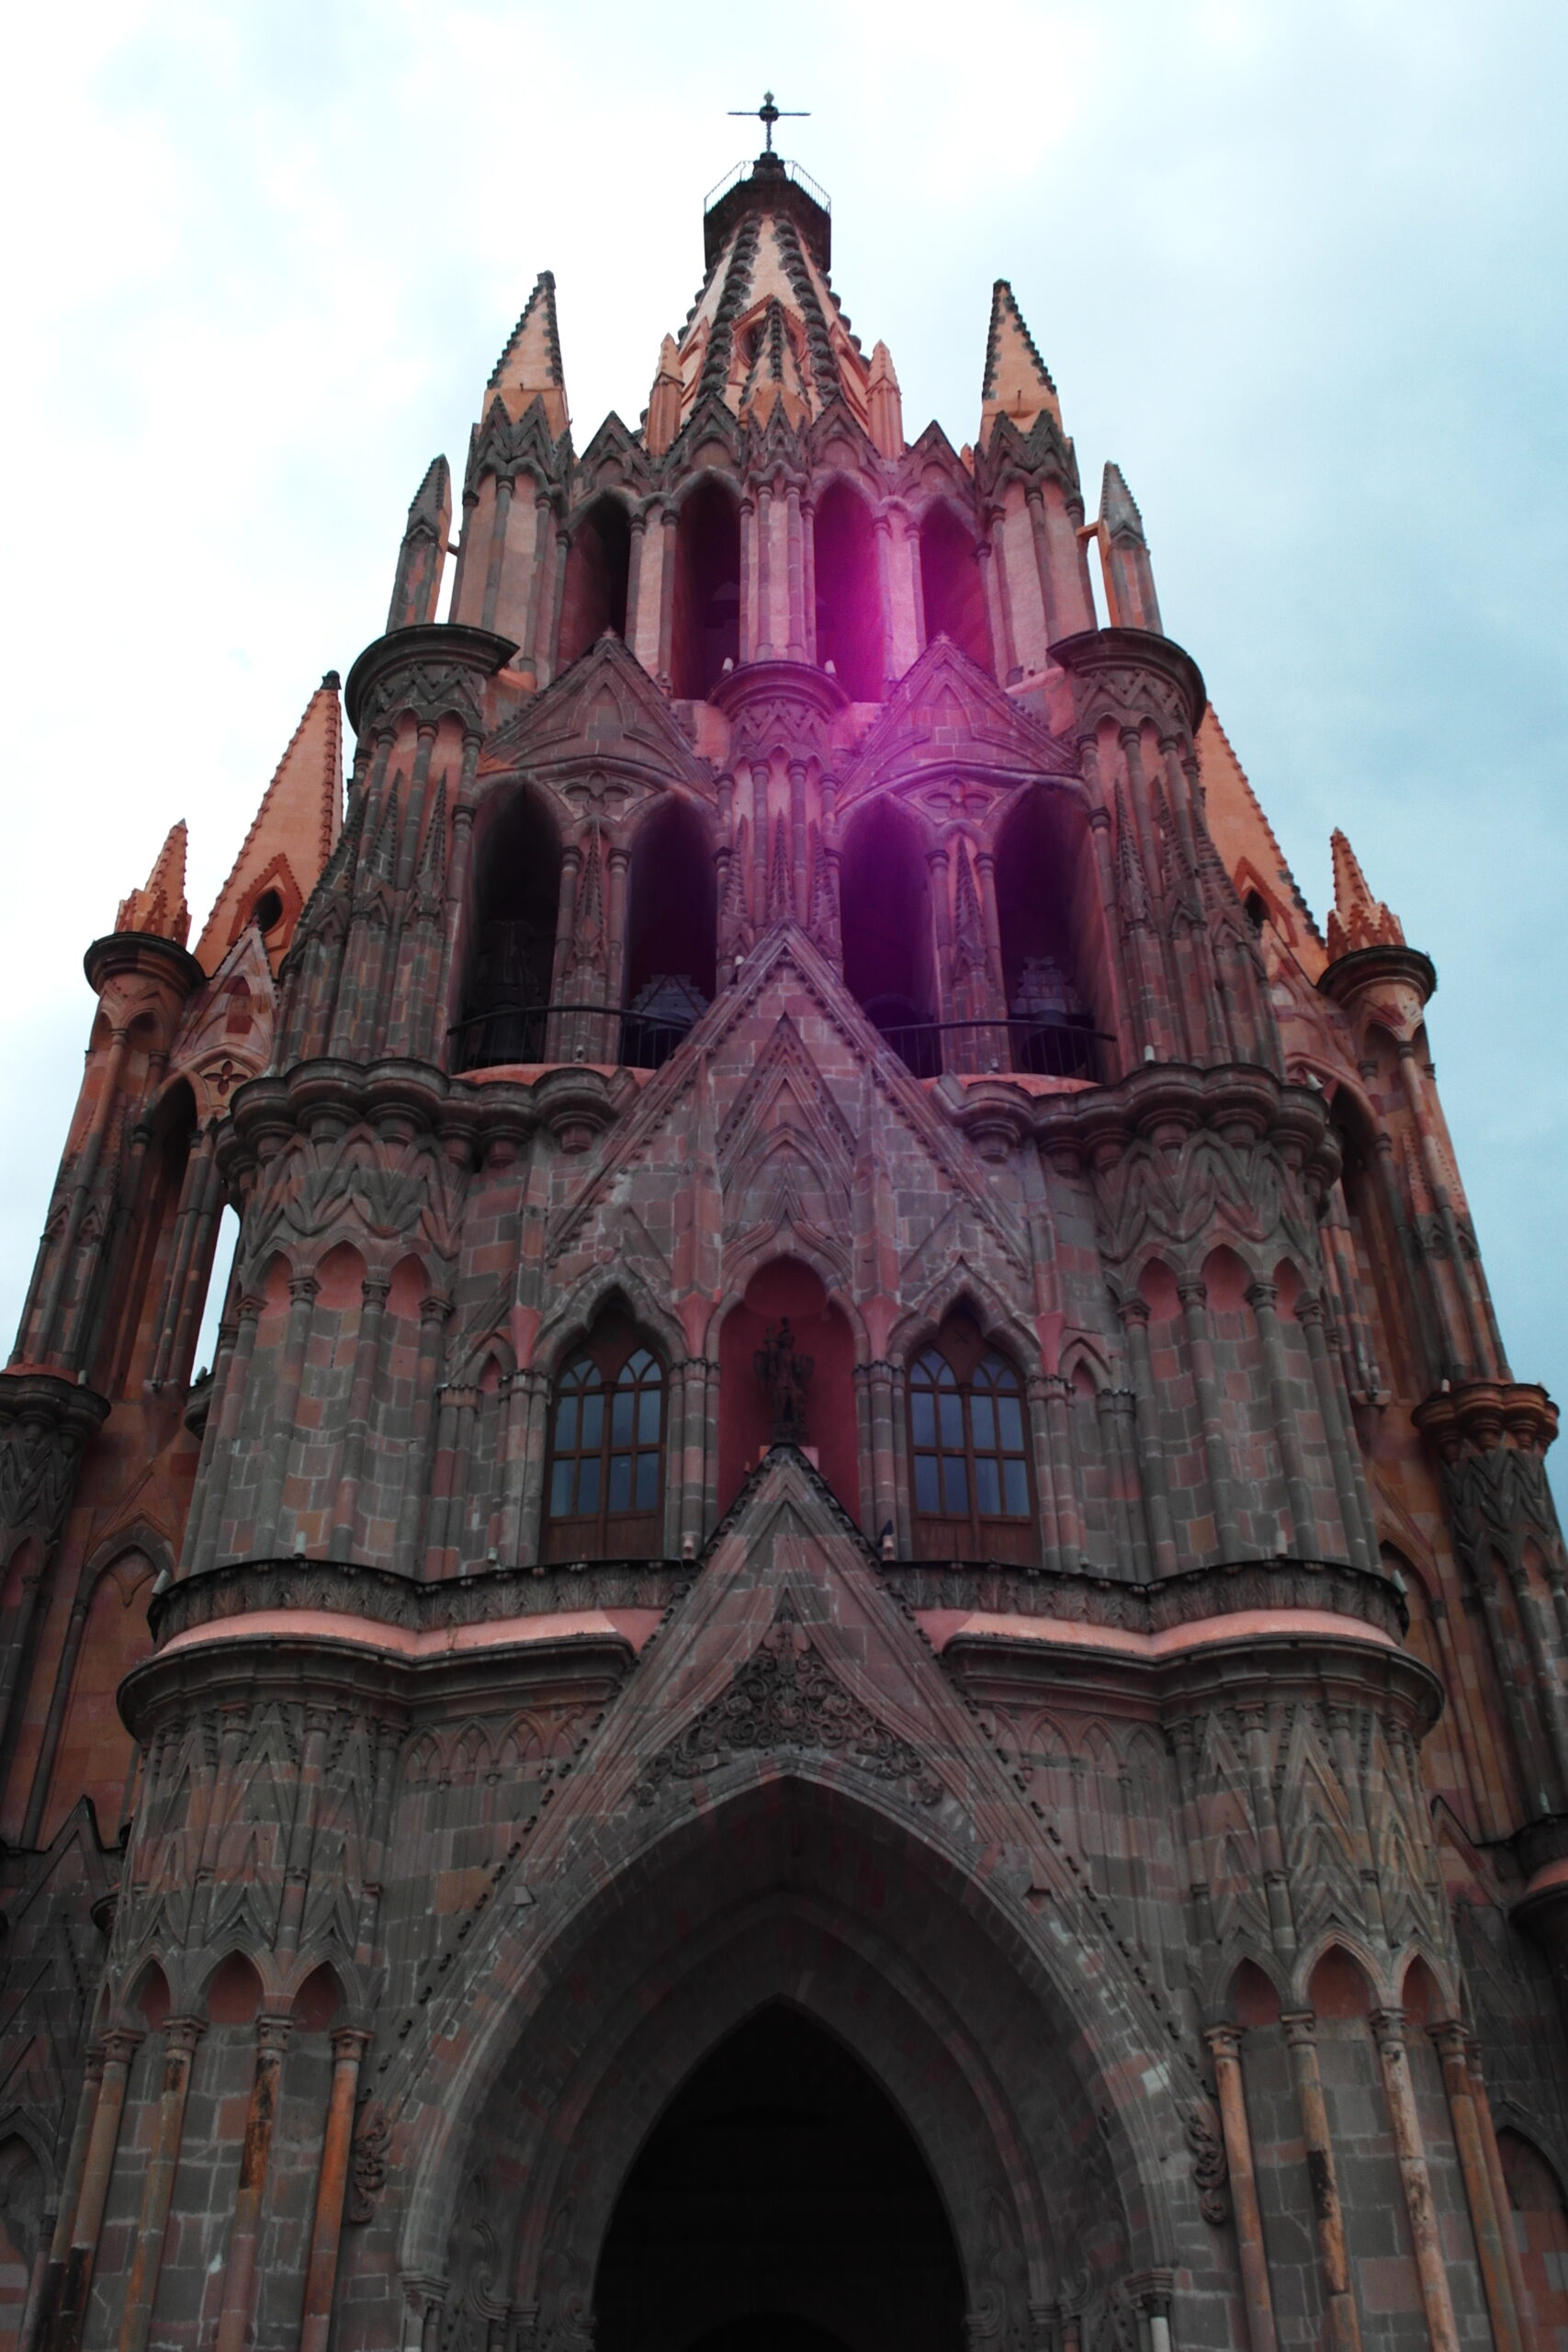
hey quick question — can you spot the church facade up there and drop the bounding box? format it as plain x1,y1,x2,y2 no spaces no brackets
0,141,1565,2352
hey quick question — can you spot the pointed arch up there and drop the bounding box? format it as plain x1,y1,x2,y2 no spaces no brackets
542,1301,671,1564
839,797,936,1071
457,782,563,1071
918,498,991,673
671,475,741,697
813,476,884,699
904,1305,1036,1564
992,786,1108,1080
623,794,716,1061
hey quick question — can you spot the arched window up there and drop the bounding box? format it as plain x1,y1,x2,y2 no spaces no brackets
908,1316,1033,1562
543,1316,666,1562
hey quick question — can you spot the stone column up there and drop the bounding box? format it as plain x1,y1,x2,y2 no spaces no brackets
1025,487,1058,645
395,1294,451,1577
1297,1297,1373,1569
1467,2035,1536,2350
479,475,513,633
1429,2023,1526,2352
755,483,773,659
1280,2012,1363,2352
29,2046,103,2350
117,2017,204,2352
212,2011,292,2352
1248,1280,1319,1554
867,1361,897,1543
1179,1277,1240,1560
1370,2009,1461,2352
329,1272,391,1561
149,1125,217,1388
254,1274,320,1556
1204,2026,1279,2352
54,2027,141,2352
1118,1301,1179,1577
657,505,678,684
299,2027,373,2352
874,512,896,686
785,483,806,658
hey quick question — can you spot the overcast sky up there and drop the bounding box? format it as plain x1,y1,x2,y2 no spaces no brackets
3,0,1563,1503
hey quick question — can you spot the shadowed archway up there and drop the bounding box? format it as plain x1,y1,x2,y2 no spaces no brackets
595,2003,964,2352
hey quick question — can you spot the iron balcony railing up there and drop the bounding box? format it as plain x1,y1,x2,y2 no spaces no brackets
874,1017,1110,1083
452,1003,1109,1084
703,155,831,216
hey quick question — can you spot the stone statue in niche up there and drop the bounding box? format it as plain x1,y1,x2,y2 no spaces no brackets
755,1318,814,1445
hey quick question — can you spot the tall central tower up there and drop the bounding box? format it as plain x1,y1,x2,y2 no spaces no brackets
1,141,1565,2352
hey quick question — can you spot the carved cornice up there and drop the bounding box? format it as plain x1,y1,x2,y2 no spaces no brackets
1413,1379,1557,1462
150,1555,688,1647
886,1553,1406,1643
344,623,518,738
83,931,205,1001
1317,943,1437,1013
1050,628,1208,739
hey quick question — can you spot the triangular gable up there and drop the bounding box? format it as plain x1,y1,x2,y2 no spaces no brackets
845,637,1078,796
485,630,704,786
545,926,1029,1282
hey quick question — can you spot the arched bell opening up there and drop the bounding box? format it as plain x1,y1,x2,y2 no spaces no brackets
672,480,741,699
558,497,633,669
814,482,884,701
595,2004,966,2352
993,789,1108,1081
623,797,716,1068
919,503,991,674
838,800,937,1074
92,1077,201,1396
455,786,562,1070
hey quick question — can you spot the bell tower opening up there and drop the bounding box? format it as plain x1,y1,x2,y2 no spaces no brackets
813,481,883,700
594,2005,965,2352
672,479,741,698
558,496,632,668
919,503,990,673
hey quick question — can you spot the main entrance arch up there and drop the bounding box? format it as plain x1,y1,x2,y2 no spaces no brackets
595,2003,965,2352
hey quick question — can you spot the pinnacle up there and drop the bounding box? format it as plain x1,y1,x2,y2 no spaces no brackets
1100,461,1146,543
1326,828,1405,960
408,453,451,527
980,279,1060,446
115,819,191,948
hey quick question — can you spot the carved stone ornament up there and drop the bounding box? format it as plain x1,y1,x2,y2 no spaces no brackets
1184,2098,1230,2226
635,1608,942,1807
345,2099,390,2224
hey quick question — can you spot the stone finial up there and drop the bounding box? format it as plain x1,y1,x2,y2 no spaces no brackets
980,279,1061,447
1325,829,1405,961
115,820,191,946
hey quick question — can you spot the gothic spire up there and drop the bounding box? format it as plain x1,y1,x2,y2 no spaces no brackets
866,341,903,459
115,820,190,948
194,673,344,975
980,279,1061,447
486,269,570,439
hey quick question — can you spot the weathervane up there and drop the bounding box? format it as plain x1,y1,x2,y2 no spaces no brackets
729,90,808,153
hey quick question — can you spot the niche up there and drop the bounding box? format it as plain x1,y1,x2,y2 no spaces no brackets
839,800,935,1073
457,788,562,1069
993,789,1105,1080
814,481,883,699
919,503,991,672
93,1079,200,1396
671,479,740,698
717,1261,856,1520
39,1549,157,1848
557,497,632,669
623,797,716,1067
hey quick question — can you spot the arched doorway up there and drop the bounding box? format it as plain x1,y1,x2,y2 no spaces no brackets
595,2005,965,2352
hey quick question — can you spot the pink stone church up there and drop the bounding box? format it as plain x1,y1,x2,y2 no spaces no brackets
0,127,1564,2352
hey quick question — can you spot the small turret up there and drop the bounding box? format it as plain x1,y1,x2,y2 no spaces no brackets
979,280,1060,447
193,674,343,976
1094,463,1163,634
866,342,903,459
115,820,190,947
387,455,451,631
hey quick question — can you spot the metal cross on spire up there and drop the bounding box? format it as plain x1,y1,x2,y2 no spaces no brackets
728,90,808,153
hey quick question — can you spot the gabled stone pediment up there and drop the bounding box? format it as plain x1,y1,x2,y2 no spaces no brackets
486,631,707,793
572,411,649,498
844,638,1078,801
546,927,1029,1287
897,419,975,502
168,922,276,1119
